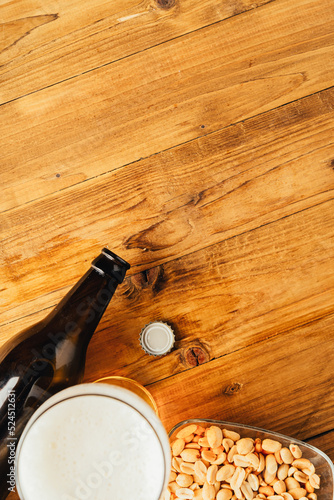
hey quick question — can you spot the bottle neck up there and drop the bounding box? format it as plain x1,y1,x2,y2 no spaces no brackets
43,249,130,345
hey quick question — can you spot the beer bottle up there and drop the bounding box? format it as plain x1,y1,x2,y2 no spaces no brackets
0,248,130,499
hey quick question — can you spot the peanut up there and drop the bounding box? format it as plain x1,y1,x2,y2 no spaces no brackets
207,427,223,449
240,482,253,500
293,471,307,484
291,459,312,470
287,487,307,499
236,438,254,455
308,474,320,490
285,477,300,490
223,438,234,453
195,461,208,483
216,490,232,500
223,430,241,442
176,488,195,499
281,493,294,500
216,464,236,482
262,439,282,454
202,450,217,463
199,437,210,448
259,486,275,496
289,445,302,459
212,452,227,465
173,439,186,456
176,474,194,488
266,454,278,475
230,467,245,491
203,482,216,500
277,464,289,481
207,465,218,485
170,471,177,482
307,494,317,500
181,449,201,463
181,463,196,475
247,473,259,491
233,455,250,468
280,448,294,464
177,426,199,439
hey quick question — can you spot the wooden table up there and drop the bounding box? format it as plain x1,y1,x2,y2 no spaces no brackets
1,0,334,482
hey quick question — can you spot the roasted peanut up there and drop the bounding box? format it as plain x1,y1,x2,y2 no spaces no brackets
212,452,227,465
223,438,234,453
240,482,253,500
181,449,201,463
173,439,186,456
202,482,216,500
207,427,223,449
207,465,218,485
181,462,195,475
281,493,294,500
176,474,194,488
266,454,278,475
247,473,259,491
262,439,282,454
280,448,294,464
273,479,286,494
216,490,232,500
277,464,289,481
176,487,195,499
236,438,254,456
308,474,320,490
287,487,307,499
230,467,245,491
259,485,274,496
285,477,300,490
194,461,208,483
170,471,177,482
223,430,241,442
289,445,302,459
216,464,236,482
177,426,199,439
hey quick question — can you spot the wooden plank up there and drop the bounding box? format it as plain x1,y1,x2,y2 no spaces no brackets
146,313,334,442
0,0,272,103
1,89,334,330
1,0,334,210
2,196,333,392
307,432,334,463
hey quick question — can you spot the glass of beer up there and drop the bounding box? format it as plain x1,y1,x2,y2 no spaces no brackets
15,382,171,500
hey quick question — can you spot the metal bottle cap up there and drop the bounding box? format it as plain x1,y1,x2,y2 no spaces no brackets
140,322,175,356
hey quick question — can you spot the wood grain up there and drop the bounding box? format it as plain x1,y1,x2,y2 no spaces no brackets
1,88,333,331
0,0,273,103
1,0,333,490
1,0,334,211
147,313,334,442
2,196,333,391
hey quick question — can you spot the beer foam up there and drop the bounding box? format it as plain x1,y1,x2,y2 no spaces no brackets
17,394,166,500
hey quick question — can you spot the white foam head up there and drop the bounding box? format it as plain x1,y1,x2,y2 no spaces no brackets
16,384,170,500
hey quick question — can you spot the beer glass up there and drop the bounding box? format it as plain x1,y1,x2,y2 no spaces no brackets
15,382,171,500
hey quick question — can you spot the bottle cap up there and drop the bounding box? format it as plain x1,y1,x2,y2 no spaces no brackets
140,322,175,356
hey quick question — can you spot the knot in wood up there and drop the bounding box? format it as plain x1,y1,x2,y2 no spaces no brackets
185,346,208,367
156,0,176,9
223,382,243,396
131,265,162,291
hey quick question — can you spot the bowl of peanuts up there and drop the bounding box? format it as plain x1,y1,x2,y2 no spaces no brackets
166,419,334,500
